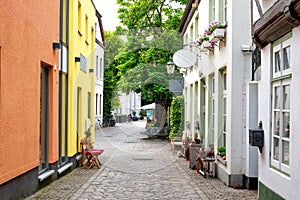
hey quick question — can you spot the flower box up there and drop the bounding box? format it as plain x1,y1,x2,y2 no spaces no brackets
209,28,226,43
201,40,214,51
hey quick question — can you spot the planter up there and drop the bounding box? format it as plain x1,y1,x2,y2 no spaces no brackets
209,28,226,43
201,41,214,51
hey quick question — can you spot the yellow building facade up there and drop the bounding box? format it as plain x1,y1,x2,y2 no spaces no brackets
68,0,96,155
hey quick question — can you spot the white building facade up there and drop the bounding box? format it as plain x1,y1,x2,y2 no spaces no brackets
252,0,300,199
94,10,105,126
179,0,258,189
115,92,141,117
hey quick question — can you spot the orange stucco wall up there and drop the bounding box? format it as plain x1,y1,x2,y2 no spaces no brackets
0,1,60,184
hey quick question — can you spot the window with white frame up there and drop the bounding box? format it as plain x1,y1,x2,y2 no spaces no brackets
100,57,103,80
190,25,194,42
209,74,216,145
271,33,292,174
96,55,99,79
224,0,227,22
209,0,216,23
195,15,199,39
220,69,227,147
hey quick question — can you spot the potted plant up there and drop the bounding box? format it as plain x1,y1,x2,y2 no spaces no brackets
217,146,226,160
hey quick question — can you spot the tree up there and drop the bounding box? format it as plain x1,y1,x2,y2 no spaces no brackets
103,31,125,118
103,0,187,120
116,0,188,30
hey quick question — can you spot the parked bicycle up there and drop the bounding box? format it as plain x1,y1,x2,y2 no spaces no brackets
102,117,111,127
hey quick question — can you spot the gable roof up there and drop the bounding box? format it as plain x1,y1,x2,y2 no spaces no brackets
178,0,200,34
96,10,106,48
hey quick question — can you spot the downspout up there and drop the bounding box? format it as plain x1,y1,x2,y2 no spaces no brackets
66,0,70,154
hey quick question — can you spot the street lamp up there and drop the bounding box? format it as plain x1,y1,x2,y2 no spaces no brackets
166,56,175,75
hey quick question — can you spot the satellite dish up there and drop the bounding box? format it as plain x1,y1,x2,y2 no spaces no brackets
173,49,197,68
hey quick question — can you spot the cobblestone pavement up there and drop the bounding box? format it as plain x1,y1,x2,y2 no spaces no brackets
26,121,258,200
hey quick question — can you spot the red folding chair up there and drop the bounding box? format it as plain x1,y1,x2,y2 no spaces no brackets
80,138,104,169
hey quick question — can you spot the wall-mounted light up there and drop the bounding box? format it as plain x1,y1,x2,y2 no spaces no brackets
166,56,175,75
75,57,80,62
241,45,255,52
52,42,61,50
249,121,264,153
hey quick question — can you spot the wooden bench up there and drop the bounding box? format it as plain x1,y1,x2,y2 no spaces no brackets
79,138,104,169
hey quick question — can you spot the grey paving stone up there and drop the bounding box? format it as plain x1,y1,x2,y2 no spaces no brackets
26,121,258,200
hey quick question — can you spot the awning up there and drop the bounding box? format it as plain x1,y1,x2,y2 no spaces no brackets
140,103,155,110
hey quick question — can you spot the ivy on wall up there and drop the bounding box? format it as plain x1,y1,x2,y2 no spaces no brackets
169,95,184,138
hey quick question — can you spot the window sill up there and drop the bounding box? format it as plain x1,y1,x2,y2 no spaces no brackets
38,170,55,182
271,165,290,177
216,154,227,166
58,162,73,174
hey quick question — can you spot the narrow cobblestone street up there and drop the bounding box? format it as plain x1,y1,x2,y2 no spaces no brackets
26,121,258,199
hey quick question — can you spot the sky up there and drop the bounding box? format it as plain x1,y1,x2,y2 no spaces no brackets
94,0,119,31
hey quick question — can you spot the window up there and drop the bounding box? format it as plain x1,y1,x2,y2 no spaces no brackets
185,34,188,46
273,33,292,77
190,25,194,42
224,0,228,22
78,1,82,34
271,34,292,174
96,55,99,79
85,15,89,43
95,22,99,39
209,74,216,145
100,58,103,80
283,46,290,70
219,0,227,22
195,15,199,39
40,66,49,172
99,94,102,116
220,69,227,147
88,92,91,119
96,94,98,115
91,27,94,49
209,0,216,23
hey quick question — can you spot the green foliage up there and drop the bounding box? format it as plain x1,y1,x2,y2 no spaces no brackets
84,130,91,139
104,31,125,66
116,0,187,30
169,95,184,138
104,1,187,117
111,96,121,110
217,146,226,156
139,109,147,117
